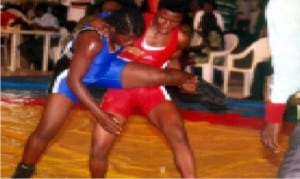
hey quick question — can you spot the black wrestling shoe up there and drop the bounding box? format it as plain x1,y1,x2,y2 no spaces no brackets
11,162,35,178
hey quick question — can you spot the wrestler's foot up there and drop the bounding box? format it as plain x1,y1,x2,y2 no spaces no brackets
11,162,35,178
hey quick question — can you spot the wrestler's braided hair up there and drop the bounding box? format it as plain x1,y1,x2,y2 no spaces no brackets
158,0,187,14
104,7,145,38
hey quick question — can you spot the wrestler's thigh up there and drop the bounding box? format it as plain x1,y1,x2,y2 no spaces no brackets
148,101,184,130
35,94,74,135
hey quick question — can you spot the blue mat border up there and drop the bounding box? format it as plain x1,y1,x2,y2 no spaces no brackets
1,80,265,118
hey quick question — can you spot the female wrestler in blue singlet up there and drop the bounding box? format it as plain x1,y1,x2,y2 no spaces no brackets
50,26,126,102
12,8,197,178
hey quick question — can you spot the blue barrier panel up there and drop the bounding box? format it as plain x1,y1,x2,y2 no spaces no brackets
1,81,49,90
226,99,265,108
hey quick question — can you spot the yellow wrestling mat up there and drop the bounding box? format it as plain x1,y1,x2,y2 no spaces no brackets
1,103,289,178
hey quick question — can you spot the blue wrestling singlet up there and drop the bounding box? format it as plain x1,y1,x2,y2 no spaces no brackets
49,27,128,102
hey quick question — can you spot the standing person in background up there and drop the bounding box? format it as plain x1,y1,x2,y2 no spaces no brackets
260,0,300,177
19,2,60,70
88,0,197,178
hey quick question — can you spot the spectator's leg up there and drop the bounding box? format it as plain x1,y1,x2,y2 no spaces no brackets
19,38,43,70
249,60,273,100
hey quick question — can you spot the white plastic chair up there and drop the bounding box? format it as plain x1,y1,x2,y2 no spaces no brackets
214,37,271,97
192,33,239,83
